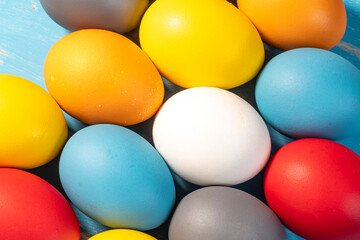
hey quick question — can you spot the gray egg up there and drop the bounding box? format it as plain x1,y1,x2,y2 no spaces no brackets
39,0,149,34
169,186,286,240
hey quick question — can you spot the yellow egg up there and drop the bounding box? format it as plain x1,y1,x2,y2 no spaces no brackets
139,0,264,89
89,229,157,240
0,74,68,169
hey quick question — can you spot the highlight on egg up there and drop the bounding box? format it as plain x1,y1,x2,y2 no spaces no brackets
44,29,164,126
0,168,80,240
264,138,360,240
140,0,264,89
237,0,347,50
59,124,176,231
153,87,271,186
255,48,360,140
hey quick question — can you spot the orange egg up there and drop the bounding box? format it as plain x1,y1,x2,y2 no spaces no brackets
237,0,347,50
44,29,164,126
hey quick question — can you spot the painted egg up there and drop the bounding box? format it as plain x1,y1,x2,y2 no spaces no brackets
59,124,175,230
0,168,80,240
89,229,156,240
169,186,286,240
139,0,264,89
44,29,164,126
40,0,148,34
237,0,346,50
0,74,67,169
255,48,360,140
264,138,360,240
153,87,271,186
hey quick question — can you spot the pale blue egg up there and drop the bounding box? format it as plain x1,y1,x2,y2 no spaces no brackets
59,124,175,231
256,48,360,140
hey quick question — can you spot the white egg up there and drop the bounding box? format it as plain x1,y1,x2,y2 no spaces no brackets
153,87,271,186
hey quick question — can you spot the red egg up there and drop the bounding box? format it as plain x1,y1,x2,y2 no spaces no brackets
0,168,80,240
264,138,360,240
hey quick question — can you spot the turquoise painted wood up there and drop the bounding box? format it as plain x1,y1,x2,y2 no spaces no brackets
0,0,359,239
0,0,86,131
332,0,360,68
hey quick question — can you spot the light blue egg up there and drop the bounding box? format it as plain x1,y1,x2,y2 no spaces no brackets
256,48,360,140
59,124,176,231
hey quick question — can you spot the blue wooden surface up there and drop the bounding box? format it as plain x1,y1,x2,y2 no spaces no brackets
332,0,360,68
0,0,359,239
0,0,86,131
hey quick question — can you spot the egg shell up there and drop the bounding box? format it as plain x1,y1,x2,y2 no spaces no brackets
0,168,80,240
44,29,164,126
169,186,286,240
153,87,271,186
40,0,149,34
237,0,346,50
59,124,176,230
89,229,156,240
0,74,68,169
264,138,360,240
255,48,360,140
139,0,264,89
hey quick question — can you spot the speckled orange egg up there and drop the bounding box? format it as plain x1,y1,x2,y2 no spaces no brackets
237,0,347,50
44,29,164,126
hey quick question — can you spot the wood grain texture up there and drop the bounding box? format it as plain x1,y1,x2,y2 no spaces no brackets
0,0,86,131
0,0,358,239
331,0,360,68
